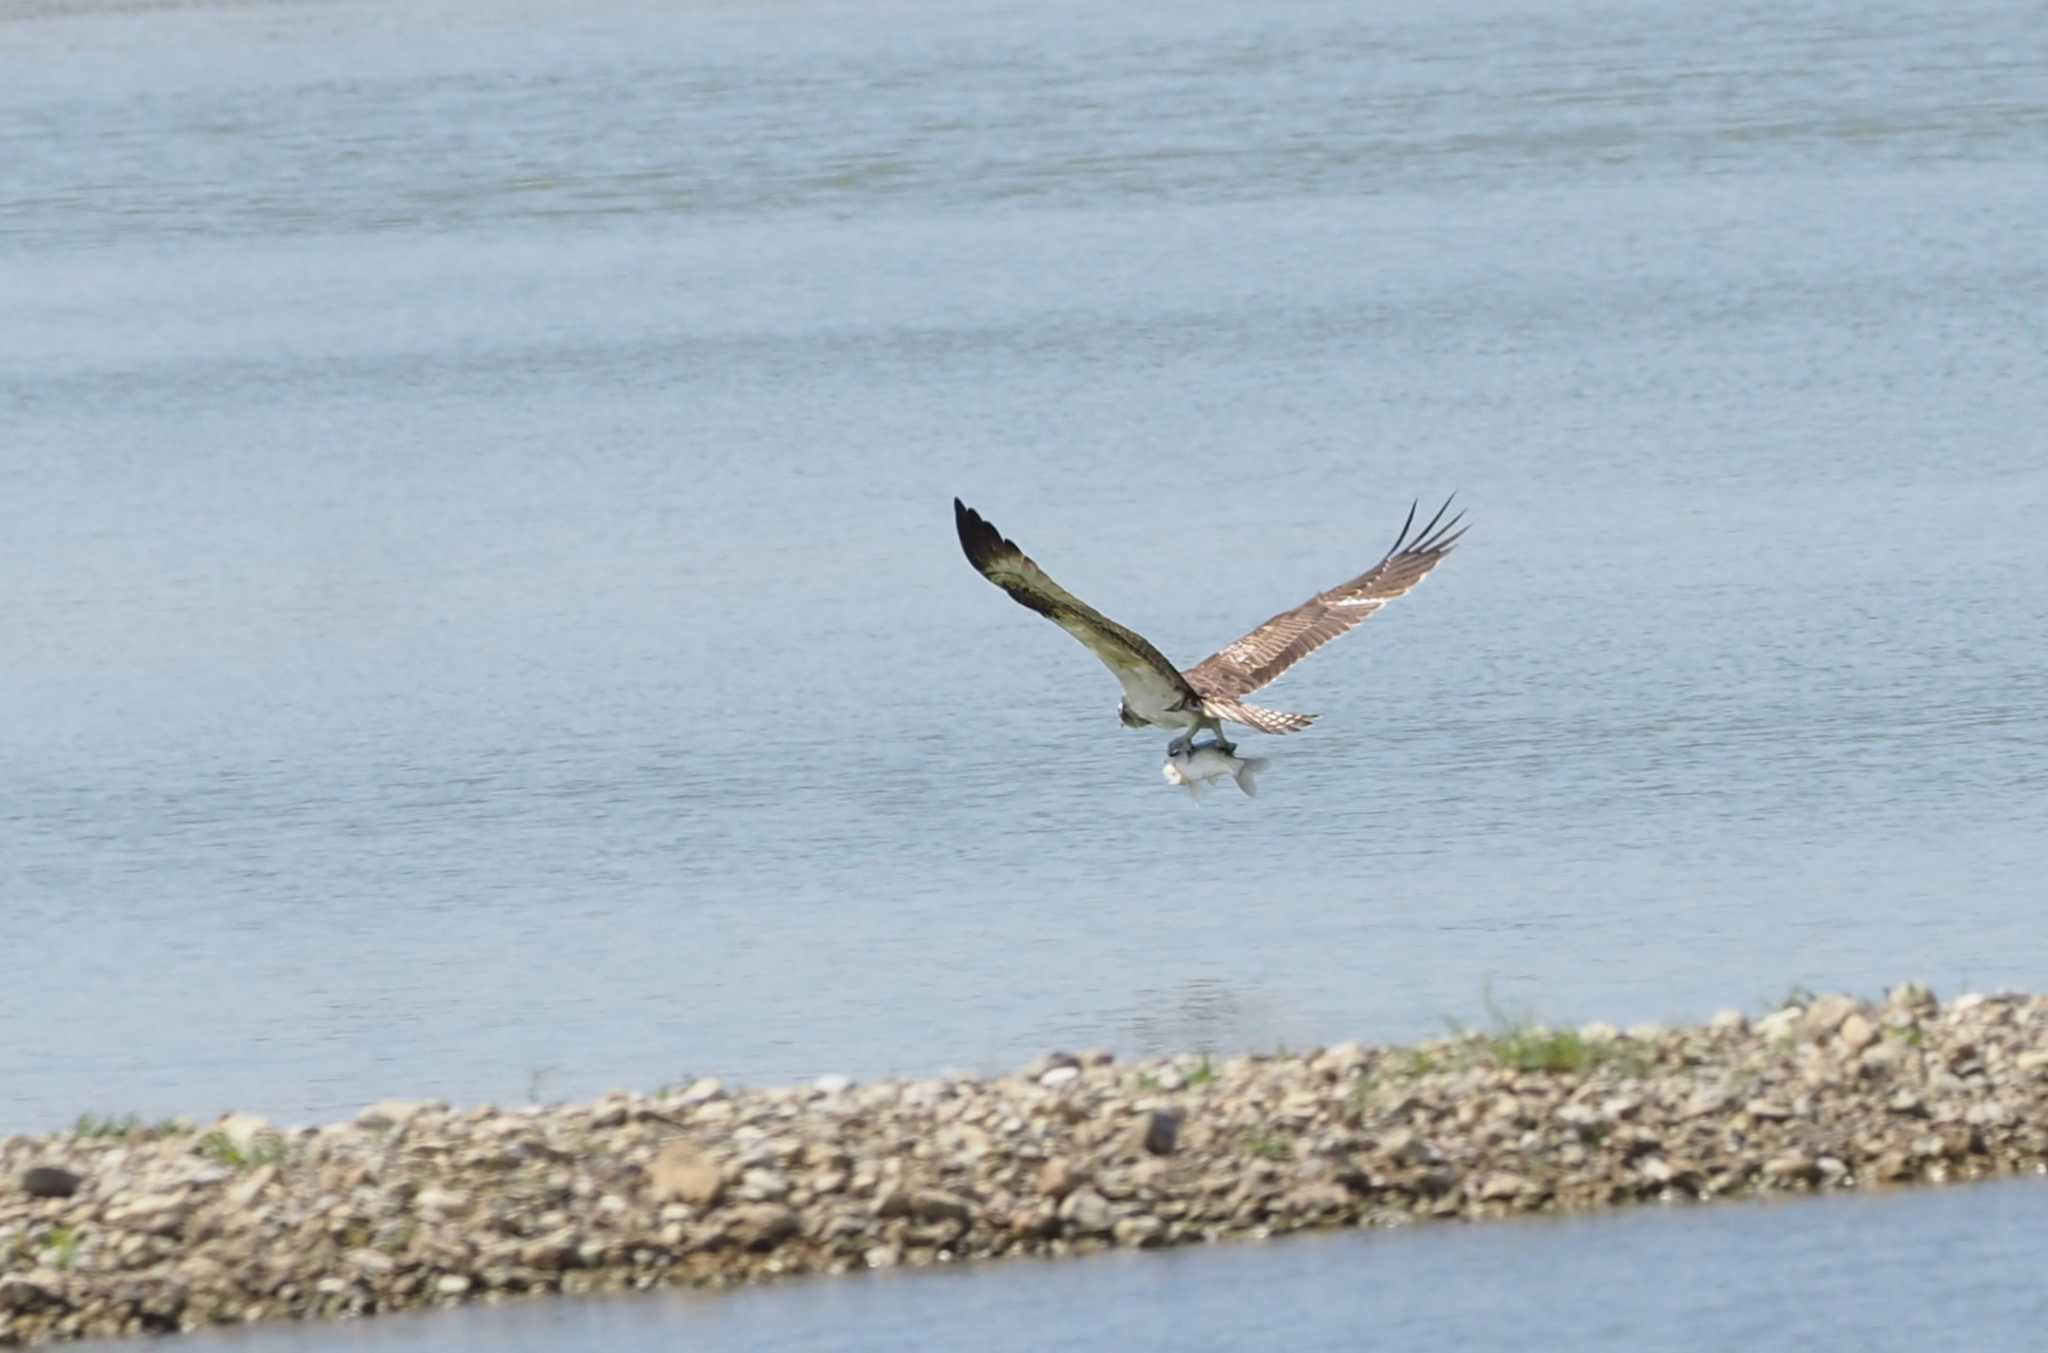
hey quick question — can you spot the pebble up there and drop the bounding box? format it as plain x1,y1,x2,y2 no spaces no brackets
2,986,2045,1348
1057,1187,1114,1235
18,1166,81,1199
1754,1007,1803,1041
213,1112,275,1152
1837,1013,1879,1053
1136,1109,1183,1156
357,1099,432,1130
649,1143,724,1206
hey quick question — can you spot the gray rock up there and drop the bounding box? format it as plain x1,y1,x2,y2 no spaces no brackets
351,1249,397,1276
1038,1157,1084,1199
1289,1182,1354,1214
20,1166,81,1199
1112,1214,1166,1247
863,1244,901,1269
435,1274,472,1296
1038,1065,1081,1089
739,1167,790,1202
1762,1153,1818,1184
1888,1089,1927,1116
1798,994,1860,1042
727,1203,800,1250
1475,1171,1536,1202
912,1188,975,1225
1708,1008,1748,1033
225,1163,278,1209
414,1185,472,1215
0,1271,66,1313
519,1228,581,1270
675,1077,724,1107
1056,1187,1114,1235
105,1190,193,1236
1137,1109,1183,1156
813,1074,853,1096
356,1099,431,1130
1683,1085,1733,1117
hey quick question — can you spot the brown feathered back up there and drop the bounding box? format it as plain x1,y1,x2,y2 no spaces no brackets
1181,497,1465,701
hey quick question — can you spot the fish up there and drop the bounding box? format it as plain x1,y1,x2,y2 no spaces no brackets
1161,741,1268,798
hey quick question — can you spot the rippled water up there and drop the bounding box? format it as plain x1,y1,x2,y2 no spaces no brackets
4,0,2045,1145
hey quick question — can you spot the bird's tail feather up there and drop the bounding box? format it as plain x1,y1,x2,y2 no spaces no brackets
1205,700,1316,735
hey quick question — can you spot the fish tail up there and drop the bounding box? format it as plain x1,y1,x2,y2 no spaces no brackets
1233,757,1269,798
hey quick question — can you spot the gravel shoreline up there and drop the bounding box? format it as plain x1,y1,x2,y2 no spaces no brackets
6,984,2047,1345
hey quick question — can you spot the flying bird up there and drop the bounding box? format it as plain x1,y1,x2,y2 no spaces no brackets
953,496,1466,756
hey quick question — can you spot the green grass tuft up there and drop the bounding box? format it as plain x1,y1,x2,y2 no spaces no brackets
198,1131,290,1169
1244,1133,1292,1161
40,1225,84,1269
71,1112,190,1140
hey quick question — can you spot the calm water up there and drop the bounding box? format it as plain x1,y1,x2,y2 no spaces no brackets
4,0,2046,1144
71,1179,2048,1353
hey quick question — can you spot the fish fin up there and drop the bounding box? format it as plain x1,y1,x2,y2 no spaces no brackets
1233,757,1270,798
1183,776,1203,800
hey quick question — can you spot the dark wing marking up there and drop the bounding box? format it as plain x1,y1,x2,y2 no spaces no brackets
1182,496,1466,701
953,498,1198,706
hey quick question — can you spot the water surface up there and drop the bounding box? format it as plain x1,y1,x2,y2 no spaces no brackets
2,0,2044,1136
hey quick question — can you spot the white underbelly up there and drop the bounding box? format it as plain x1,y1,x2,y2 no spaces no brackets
1128,692,1199,729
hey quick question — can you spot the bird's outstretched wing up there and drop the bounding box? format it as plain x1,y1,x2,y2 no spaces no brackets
1182,496,1466,701
954,498,1198,710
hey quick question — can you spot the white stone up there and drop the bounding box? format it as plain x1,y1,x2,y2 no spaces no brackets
214,1112,274,1152
356,1100,432,1130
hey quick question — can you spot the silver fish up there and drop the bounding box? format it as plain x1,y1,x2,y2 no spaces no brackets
1162,741,1268,798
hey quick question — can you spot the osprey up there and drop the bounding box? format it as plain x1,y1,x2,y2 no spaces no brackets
953,496,1465,755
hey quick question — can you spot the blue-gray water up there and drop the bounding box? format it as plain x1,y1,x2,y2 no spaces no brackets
5,0,2046,1130
5,0,2047,1338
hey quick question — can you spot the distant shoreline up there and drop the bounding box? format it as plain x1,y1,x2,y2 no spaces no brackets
5,985,2046,1346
